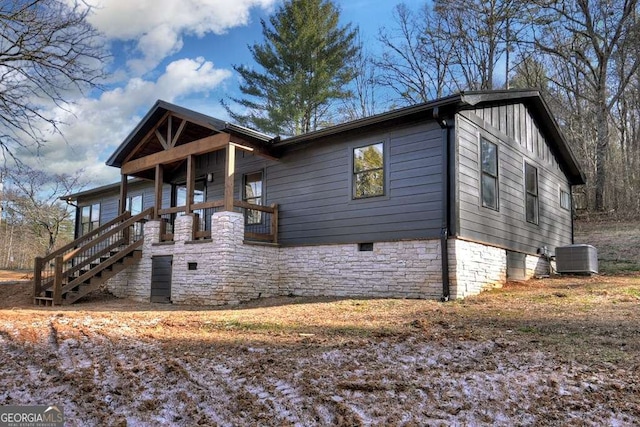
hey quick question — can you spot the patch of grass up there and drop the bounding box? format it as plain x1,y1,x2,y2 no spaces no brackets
575,220,640,274
600,260,640,275
623,288,640,298
196,317,399,338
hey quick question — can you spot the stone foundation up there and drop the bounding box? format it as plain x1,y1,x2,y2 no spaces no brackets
106,212,445,304
106,213,548,305
525,254,551,278
279,240,442,300
448,239,507,299
106,213,280,305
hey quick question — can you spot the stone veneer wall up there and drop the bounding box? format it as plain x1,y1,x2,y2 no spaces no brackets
525,254,551,279
108,213,550,305
278,240,443,300
448,239,507,299
106,212,444,304
107,212,280,305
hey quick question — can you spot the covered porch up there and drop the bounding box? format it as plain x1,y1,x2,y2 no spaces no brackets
108,101,279,243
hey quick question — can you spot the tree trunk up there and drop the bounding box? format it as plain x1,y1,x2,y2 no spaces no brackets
594,98,609,212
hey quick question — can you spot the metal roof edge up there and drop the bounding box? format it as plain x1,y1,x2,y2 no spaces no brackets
273,93,465,147
61,177,147,201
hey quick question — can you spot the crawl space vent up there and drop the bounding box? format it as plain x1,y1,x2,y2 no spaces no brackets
555,244,598,274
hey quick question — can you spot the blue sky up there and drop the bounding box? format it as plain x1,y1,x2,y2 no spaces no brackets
14,0,426,186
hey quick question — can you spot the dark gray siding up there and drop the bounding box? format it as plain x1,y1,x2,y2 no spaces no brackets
75,121,444,245
267,122,444,245
75,180,169,236
456,108,573,254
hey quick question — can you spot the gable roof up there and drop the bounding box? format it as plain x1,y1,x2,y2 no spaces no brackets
275,89,585,185
106,100,273,168
104,91,584,186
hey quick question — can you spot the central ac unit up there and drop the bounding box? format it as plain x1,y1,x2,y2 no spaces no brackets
555,244,598,274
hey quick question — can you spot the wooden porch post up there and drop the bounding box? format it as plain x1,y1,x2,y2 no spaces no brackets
53,255,63,305
120,174,130,244
154,164,163,219
33,257,42,297
119,174,128,214
270,203,279,244
186,154,195,215
224,144,236,212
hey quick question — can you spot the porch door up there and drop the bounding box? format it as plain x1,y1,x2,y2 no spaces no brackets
151,255,172,303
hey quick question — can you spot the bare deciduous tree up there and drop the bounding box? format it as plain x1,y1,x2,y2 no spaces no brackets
2,165,85,255
0,0,107,159
375,3,455,104
339,37,380,120
533,0,640,211
433,0,537,91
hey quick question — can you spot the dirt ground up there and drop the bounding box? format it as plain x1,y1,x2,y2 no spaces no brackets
1,273,639,426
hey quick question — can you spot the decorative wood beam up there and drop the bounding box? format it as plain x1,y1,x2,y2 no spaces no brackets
171,119,186,147
119,174,128,214
122,133,231,175
224,144,236,212
229,134,278,160
229,141,254,152
154,164,164,219
123,111,172,163
167,115,172,150
169,111,220,132
155,129,169,150
186,154,195,215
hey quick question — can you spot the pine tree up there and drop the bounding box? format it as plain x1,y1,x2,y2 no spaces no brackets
223,0,359,136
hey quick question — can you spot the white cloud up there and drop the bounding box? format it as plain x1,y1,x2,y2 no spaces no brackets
84,0,277,74
16,57,232,186
11,0,278,187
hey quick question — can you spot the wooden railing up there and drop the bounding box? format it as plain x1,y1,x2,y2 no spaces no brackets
192,200,224,239
157,205,186,241
157,200,278,243
233,201,279,244
33,208,154,302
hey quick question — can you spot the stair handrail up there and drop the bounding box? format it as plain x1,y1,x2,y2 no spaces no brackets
34,207,154,297
39,211,131,267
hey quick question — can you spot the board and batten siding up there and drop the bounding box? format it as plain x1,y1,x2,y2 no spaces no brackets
267,122,444,245
456,108,572,255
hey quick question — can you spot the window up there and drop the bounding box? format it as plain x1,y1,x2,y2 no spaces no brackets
525,163,539,224
353,142,384,199
173,182,205,212
126,194,143,215
560,189,571,211
243,171,263,224
126,195,143,238
170,181,205,234
80,203,100,235
480,138,498,210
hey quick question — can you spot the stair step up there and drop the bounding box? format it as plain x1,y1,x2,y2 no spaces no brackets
39,244,143,305
64,291,79,300
34,297,54,307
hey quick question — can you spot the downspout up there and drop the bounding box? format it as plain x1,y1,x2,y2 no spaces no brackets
433,107,451,301
570,187,575,244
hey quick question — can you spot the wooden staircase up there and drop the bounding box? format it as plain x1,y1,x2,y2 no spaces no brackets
33,208,153,306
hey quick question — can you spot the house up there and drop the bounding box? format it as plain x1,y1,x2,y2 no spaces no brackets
33,89,585,306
